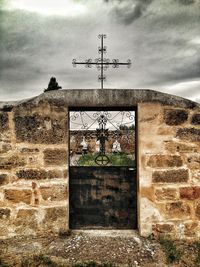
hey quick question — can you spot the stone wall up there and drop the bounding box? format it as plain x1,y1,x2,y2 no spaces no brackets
0,89,199,240
0,99,68,238
138,103,200,240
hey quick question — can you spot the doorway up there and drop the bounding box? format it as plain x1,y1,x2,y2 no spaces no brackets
69,108,137,229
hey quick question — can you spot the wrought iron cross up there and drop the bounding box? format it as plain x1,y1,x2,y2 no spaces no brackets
72,34,131,89
95,114,110,165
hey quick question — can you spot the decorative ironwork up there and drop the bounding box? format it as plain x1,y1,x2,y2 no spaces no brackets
70,110,135,166
94,114,110,165
72,34,131,89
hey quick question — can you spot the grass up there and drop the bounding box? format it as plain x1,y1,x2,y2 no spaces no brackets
21,254,59,267
77,153,98,166
160,238,182,264
77,152,135,166
194,242,200,267
0,259,10,267
109,153,135,166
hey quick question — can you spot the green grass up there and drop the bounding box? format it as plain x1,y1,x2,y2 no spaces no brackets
77,152,135,166
77,153,98,166
160,238,182,264
109,152,135,166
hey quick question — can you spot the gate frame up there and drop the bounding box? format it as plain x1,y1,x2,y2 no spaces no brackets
68,106,139,230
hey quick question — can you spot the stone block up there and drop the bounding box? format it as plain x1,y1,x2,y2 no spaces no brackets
191,171,200,183
0,208,11,219
0,225,9,237
40,184,67,201
15,208,38,231
152,169,189,183
195,203,200,219
44,149,67,166
16,169,47,180
155,188,177,201
179,186,200,200
16,169,63,180
165,141,197,154
164,109,188,125
17,208,36,219
47,170,63,179
180,187,200,200
147,155,182,168
0,143,12,154
176,128,200,142
0,155,26,170
157,127,175,136
20,148,40,153
44,206,67,222
166,201,191,218
138,103,162,123
154,223,175,233
0,131,11,143
0,112,9,132
4,189,32,204
27,155,40,165
14,114,67,144
0,174,9,185
184,222,198,236
187,155,200,170
191,114,200,125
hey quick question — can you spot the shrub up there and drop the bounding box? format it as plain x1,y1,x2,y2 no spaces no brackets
160,238,182,264
0,258,10,267
194,242,200,267
21,254,58,267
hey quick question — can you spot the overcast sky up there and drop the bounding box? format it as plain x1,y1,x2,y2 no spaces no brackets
0,0,200,102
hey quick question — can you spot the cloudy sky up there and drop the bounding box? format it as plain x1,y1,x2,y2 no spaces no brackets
0,0,200,102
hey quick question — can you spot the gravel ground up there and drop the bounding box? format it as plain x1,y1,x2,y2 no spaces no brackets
0,231,167,267
1,231,199,266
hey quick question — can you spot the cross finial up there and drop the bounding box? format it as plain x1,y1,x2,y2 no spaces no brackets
72,34,131,89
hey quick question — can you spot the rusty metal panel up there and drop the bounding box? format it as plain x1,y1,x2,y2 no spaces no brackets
69,167,137,229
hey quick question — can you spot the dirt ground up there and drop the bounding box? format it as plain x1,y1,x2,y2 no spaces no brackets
0,231,199,267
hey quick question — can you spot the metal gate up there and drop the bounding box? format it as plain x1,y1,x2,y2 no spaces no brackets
69,108,137,229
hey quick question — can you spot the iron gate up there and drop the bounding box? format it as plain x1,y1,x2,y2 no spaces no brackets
69,108,137,229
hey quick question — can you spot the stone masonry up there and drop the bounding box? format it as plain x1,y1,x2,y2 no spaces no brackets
0,89,200,240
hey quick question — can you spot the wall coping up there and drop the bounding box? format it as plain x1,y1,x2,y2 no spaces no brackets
0,89,199,111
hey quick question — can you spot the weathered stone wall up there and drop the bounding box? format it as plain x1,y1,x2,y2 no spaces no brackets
0,99,68,238
138,103,200,240
0,89,199,240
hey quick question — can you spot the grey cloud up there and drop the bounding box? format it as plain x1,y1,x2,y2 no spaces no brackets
0,6,109,99
156,56,200,85
107,0,153,25
176,0,195,5
0,0,200,102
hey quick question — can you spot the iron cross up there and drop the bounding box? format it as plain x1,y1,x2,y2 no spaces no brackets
72,34,131,89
